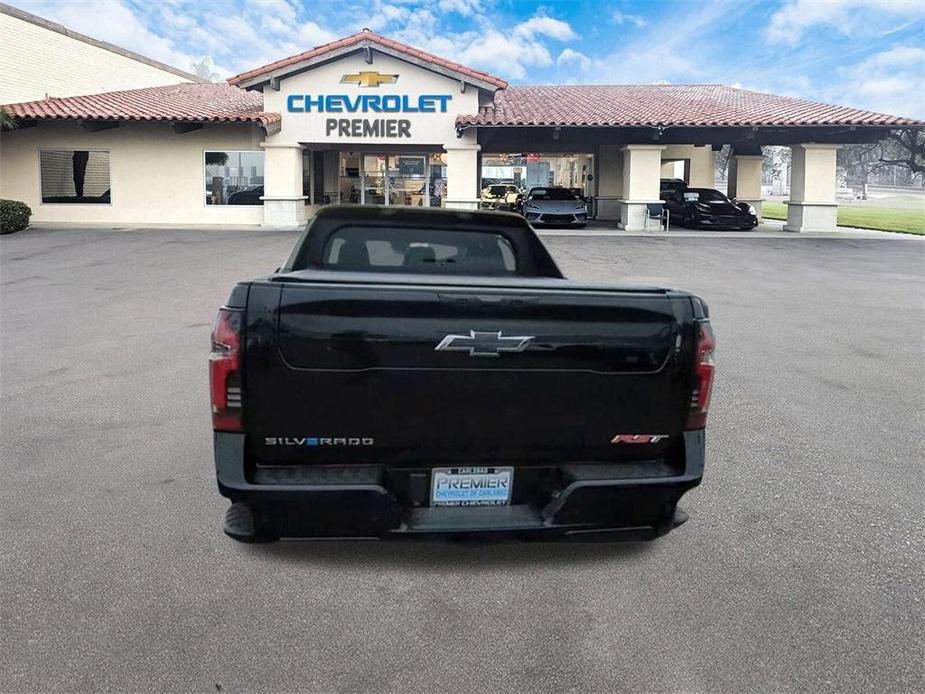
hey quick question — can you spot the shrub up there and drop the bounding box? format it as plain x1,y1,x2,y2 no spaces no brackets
0,199,32,234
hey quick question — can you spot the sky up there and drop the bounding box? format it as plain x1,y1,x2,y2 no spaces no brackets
12,0,925,118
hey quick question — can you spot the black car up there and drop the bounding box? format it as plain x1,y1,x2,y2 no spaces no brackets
664,187,758,230
660,178,688,200
227,185,264,205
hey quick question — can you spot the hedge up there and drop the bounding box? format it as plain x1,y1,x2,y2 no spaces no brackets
0,199,32,234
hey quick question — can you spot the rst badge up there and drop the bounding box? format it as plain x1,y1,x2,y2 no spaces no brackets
435,330,534,357
611,434,668,444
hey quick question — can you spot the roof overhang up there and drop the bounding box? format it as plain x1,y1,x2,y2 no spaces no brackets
2,114,280,134
468,124,907,151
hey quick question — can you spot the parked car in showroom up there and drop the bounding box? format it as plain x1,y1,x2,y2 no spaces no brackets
660,178,688,200
522,186,588,228
227,185,264,205
480,184,522,211
664,187,759,230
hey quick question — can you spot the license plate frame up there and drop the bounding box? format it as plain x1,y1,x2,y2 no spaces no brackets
430,467,514,507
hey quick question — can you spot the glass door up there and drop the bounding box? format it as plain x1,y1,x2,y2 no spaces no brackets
336,152,438,206
429,153,447,208
362,154,386,205
387,155,427,206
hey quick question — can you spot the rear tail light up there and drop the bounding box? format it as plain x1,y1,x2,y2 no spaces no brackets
210,308,242,432
685,320,715,430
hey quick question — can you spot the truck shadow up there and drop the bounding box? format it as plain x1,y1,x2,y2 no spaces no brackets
244,536,657,569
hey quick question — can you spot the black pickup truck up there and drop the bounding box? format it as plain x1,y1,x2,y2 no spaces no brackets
210,206,714,542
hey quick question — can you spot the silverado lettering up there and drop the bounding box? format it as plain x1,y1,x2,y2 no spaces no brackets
264,437,375,446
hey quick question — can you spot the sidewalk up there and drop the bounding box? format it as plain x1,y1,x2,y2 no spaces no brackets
536,218,918,239
17,218,921,240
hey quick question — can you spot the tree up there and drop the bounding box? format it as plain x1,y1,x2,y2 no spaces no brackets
838,128,925,189
191,56,221,83
714,145,731,180
205,152,228,167
762,146,790,184
0,106,16,131
874,129,925,175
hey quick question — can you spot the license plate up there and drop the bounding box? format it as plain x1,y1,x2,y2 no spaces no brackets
431,467,513,507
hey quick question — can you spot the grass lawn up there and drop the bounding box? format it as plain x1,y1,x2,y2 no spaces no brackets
762,201,925,235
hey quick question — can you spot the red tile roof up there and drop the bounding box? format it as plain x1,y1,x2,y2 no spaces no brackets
457,84,924,128
4,80,921,134
227,29,508,90
1,83,280,127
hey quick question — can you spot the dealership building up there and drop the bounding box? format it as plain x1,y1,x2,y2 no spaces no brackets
1,10,922,231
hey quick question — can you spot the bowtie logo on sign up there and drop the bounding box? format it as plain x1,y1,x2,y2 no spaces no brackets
341,71,398,88
285,72,453,139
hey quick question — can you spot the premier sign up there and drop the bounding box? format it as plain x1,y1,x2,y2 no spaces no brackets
326,119,411,137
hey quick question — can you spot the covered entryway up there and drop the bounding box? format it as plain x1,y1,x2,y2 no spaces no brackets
458,85,920,232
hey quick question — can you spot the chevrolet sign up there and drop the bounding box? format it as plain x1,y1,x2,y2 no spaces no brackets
286,93,452,113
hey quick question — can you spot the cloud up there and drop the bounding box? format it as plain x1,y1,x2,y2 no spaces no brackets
611,10,646,28
766,0,925,45
440,0,483,16
512,15,577,41
828,45,925,118
592,0,750,83
557,48,592,72
12,0,582,84
377,8,580,80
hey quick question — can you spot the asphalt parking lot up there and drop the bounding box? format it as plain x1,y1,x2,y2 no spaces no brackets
1,226,923,693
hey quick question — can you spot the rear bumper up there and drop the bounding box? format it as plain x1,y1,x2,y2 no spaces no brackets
214,431,705,541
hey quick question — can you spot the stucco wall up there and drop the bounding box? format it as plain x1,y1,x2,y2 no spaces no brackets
660,144,715,188
0,12,194,104
0,121,265,225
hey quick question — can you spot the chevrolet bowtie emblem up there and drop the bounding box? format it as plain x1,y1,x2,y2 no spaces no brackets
434,330,534,358
341,71,399,88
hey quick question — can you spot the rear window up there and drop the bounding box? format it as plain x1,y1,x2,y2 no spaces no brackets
321,226,518,275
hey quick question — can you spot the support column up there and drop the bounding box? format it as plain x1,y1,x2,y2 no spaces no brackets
785,144,838,232
443,133,480,210
261,141,307,227
688,146,715,188
618,144,665,231
727,152,764,220
595,144,624,220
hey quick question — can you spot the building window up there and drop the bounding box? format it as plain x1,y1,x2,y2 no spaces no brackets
40,150,111,204
204,151,264,205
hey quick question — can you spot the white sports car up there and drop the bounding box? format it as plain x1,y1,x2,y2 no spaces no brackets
522,187,588,227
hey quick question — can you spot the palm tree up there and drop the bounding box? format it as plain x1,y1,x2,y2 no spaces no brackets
191,57,221,83
0,106,16,131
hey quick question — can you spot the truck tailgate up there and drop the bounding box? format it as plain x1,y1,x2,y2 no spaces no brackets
242,279,696,465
